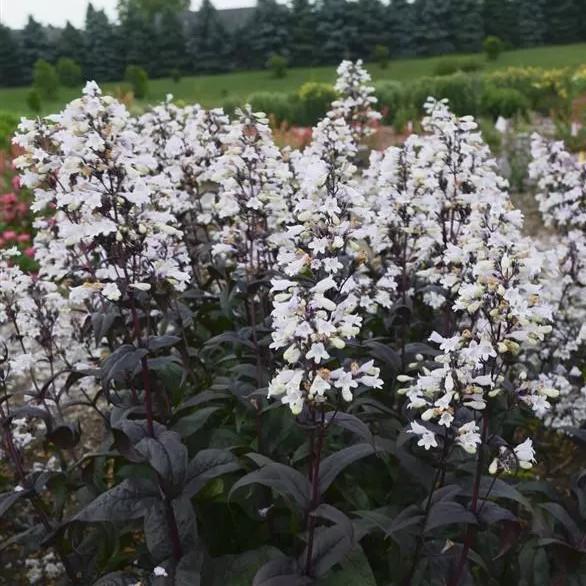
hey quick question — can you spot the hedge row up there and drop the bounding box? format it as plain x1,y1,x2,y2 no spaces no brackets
237,66,586,129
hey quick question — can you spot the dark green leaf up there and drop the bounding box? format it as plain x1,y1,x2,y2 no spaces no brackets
172,406,221,438
74,478,158,523
318,443,378,494
184,449,241,498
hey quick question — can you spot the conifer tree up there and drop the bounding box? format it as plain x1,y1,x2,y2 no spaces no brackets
188,0,231,73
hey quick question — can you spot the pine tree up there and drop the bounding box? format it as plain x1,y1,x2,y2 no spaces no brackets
247,0,290,68
154,8,187,77
351,0,387,60
188,0,231,73
119,2,156,74
316,0,359,63
518,0,546,47
118,0,190,19
545,0,580,44
451,0,483,52
84,3,116,82
387,0,416,57
483,0,517,47
21,16,52,84
0,25,22,87
289,0,318,66
56,22,85,61
415,0,454,56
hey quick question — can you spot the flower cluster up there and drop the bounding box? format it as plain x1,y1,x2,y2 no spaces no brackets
14,82,190,296
268,116,383,414
527,134,586,428
331,59,381,143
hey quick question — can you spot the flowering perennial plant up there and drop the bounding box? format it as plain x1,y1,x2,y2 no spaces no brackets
0,63,584,586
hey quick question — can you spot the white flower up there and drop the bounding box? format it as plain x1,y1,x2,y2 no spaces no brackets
514,438,536,470
306,343,330,364
102,282,121,301
408,421,438,450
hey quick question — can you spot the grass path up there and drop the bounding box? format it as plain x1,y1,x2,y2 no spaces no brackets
1,43,586,116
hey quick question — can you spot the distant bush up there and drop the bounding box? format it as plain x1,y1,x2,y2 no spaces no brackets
219,97,243,117
484,35,504,61
374,80,405,124
393,105,418,133
26,90,42,113
481,85,529,119
171,68,182,83
458,57,484,73
33,59,59,100
248,91,294,125
124,65,149,99
56,58,82,88
486,67,568,114
372,44,390,70
296,82,337,126
434,57,484,76
433,58,462,77
0,111,19,149
407,73,486,117
266,54,288,79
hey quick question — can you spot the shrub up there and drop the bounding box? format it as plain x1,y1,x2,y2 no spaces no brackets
32,59,59,100
434,57,484,76
266,53,288,79
483,35,504,61
481,85,529,119
248,91,295,125
407,73,486,117
374,80,406,124
171,68,182,83
0,111,19,149
296,82,337,126
392,104,418,133
56,57,82,88
486,67,567,114
25,89,42,113
458,57,484,73
433,58,462,76
124,64,149,99
372,44,390,69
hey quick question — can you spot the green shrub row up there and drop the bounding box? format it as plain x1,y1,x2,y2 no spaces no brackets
238,66,578,130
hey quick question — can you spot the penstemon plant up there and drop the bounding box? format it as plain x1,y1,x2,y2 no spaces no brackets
0,62,584,586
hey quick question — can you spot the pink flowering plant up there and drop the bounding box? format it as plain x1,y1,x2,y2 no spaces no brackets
0,63,584,586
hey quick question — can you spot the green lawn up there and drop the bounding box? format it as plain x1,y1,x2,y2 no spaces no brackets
2,43,586,116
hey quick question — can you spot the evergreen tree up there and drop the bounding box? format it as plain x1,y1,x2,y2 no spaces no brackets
188,0,231,73
483,0,517,47
119,2,156,74
21,16,52,84
387,0,416,57
289,0,318,66
0,25,22,87
518,0,546,47
545,0,580,44
351,0,387,60
247,0,290,68
118,0,190,19
56,22,85,61
316,0,359,63
84,3,116,81
415,0,454,56
154,8,187,77
579,0,586,41
451,0,483,52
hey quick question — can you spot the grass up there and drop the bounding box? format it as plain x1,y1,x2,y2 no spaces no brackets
1,43,586,116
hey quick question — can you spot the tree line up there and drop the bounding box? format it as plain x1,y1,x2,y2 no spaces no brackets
1,0,586,88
